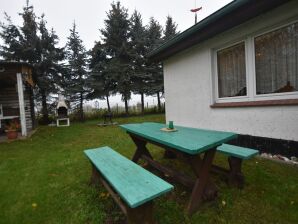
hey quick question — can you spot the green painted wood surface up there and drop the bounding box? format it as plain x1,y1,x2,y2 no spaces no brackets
84,146,173,208
217,144,259,159
120,122,237,155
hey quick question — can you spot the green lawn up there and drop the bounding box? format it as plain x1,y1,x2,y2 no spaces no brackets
0,114,297,224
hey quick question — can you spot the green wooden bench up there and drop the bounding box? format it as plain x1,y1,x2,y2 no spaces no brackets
84,146,173,224
212,144,259,188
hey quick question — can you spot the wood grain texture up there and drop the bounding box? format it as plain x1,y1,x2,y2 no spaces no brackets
217,144,259,159
120,122,237,155
84,146,173,208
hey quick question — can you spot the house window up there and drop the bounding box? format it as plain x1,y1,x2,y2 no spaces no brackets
255,22,298,95
214,21,298,105
217,42,247,98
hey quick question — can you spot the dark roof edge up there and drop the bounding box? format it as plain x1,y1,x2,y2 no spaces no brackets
148,0,246,58
148,0,290,62
0,60,33,68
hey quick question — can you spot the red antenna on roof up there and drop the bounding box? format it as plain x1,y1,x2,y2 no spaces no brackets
190,0,202,24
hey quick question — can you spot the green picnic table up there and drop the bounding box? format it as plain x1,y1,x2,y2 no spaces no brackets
120,122,237,215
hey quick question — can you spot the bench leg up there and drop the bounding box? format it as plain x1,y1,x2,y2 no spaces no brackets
228,157,244,189
127,202,155,224
89,165,155,223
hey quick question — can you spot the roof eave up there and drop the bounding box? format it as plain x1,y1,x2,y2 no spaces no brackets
148,0,290,62
0,60,33,69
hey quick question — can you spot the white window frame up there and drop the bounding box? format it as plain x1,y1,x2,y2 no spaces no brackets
213,20,298,103
213,40,250,103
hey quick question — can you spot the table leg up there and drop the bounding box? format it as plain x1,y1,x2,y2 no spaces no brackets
128,132,218,215
186,148,217,215
188,154,218,201
130,134,153,163
163,150,177,159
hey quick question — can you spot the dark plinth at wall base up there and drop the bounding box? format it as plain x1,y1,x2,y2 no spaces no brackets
227,135,298,158
210,99,298,108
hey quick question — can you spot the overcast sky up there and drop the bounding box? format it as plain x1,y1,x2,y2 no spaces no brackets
1,0,233,49
0,0,233,108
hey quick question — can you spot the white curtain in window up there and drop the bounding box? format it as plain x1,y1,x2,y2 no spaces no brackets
255,22,298,94
217,42,247,98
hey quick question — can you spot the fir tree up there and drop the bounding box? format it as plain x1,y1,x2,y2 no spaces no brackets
36,15,64,124
101,1,132,115
129,10,147,114
65,22,89,121
18,1,40,63
145,17,163,112
0,13,23,60
89,41,115,112
163,15,178,41
0,1,39,63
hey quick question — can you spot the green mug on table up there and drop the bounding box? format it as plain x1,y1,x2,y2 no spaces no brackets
168,121,174,129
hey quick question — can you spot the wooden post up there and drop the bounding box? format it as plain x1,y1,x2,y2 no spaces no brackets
228,157,244,188
126,202,155,224
17,73,27,136
186,148,217,215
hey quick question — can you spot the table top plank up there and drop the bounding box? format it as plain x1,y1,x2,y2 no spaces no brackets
84,146,174,208
120,122,237,155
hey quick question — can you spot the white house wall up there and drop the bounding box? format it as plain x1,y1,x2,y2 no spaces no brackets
163,1,298,141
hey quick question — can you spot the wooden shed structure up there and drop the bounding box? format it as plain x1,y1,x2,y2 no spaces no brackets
0,61,35,137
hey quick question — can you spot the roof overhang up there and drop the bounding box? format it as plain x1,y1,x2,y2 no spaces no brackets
0,60,34,86
148,0,291,62
0,60,33,69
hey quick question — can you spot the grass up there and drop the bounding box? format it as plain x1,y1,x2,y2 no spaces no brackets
0,114,297,224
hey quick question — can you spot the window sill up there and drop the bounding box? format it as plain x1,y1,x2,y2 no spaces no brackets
210,99,298,108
